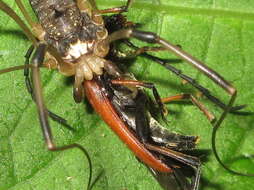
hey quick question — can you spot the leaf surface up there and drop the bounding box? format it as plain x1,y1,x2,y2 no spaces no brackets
0,0,254,190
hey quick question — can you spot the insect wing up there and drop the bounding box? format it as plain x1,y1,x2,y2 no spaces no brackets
147,166,191,190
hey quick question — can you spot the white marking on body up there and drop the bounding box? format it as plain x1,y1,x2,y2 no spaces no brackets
63,40,94,61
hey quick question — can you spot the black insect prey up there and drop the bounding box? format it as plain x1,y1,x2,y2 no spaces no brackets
0,0,253,190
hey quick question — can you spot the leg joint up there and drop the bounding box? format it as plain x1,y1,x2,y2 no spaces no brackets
131,30,158,43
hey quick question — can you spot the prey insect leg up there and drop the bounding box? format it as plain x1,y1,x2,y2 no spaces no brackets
132,92,201,190
111,79,167,121
161,94,215,122
102,28,236,96
123,40,245,113
100,28,254,175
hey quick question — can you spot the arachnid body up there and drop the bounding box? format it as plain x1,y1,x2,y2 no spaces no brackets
1,0,254,189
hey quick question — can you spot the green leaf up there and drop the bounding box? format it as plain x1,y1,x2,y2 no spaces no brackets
0,0,254,190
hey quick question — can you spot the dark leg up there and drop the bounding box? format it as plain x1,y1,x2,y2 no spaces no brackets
128,30,234,93
130,46,166,56
24,46,75,131
161,94,215,122
103,28,236,94
102,28,254,176
134,92,201,189
30,43,93,189
147,166,191,190
0,0,74,131
111,79,167,121
123,40,245,113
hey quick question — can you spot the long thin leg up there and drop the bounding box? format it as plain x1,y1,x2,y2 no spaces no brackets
85,0,133,25
127,30,253,176
102,29,235,94
24,45,35,96
15,0,44,39
24,46,75,131
131,46,166,56
30,43,93,189
129,30,235,94
77,0,132,16
101,28,254,176
0,64,32,74
162,94,215,122
118,40,245,112
0,0,37,45
15,0,34,27
87,0,133,11
110,45,167,60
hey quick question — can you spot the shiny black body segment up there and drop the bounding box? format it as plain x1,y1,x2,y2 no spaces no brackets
96,70,201,190
0,1,252,190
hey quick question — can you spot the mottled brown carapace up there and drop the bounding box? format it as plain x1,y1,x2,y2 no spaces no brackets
0,1,251,189
29,0,109,78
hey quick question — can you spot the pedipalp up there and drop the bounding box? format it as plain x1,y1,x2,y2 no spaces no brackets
1,1,253,190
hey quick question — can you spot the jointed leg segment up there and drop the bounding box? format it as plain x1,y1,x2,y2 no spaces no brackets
111,79,167,120
104,28,236,94
30,43,93,189
24,45,75,131
104,28,253,176
162,94,215,122
0,0,37,44
103,28,237,122
15,0,34,27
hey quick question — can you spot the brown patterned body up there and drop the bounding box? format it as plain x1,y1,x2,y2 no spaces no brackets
29,0,108,62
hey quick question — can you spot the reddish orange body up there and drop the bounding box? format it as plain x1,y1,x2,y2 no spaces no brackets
84,80,172,173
